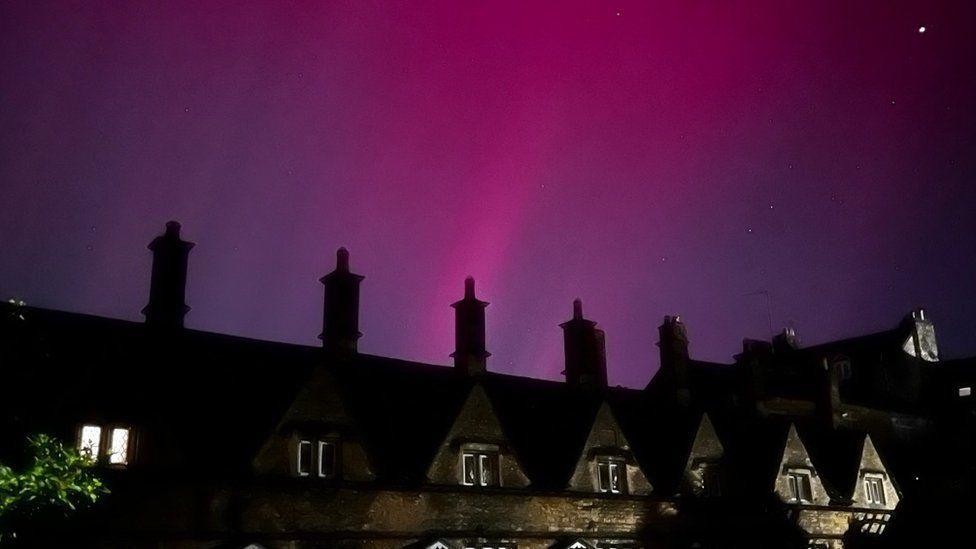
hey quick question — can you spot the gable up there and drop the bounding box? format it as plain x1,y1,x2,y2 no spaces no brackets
850,435,900,510
252,364,375,480
566,401,652,495
425,383,530,487
772,424,830,505
681,413,724,496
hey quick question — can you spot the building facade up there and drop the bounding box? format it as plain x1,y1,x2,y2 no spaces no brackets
1,222,973,548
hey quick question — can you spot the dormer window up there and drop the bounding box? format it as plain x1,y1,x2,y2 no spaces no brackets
77,424,132,467
786,469,813,503
864,474,886,505
296,438,338,479
461,449,498,487
597,457,627,494
701,463,722,497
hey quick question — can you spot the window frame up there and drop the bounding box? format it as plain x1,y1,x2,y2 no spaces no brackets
78,423,134,467
297,439,313,477
317,439,338,479
701,463,722,497
786,469,814,503
460,449,499,487
863,474,886,505
596,456,628,494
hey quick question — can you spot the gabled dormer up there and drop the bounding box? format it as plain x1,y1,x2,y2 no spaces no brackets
566,402,652,495
252,365,375,481
681,413,724,498
851,435,899,511
426,383,529,488
773,424,829,506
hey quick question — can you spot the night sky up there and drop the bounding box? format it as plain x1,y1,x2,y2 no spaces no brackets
2,1,974,388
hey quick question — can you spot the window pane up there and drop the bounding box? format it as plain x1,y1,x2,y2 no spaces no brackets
865,477,885,505
598,461,611,492
318,441,336,478
298,440,312,476
609,462,622,493
108,428,129,465
788,474,799,501
462,453,477,485
799,474,812,501
79,425,101,460
479,453,493,486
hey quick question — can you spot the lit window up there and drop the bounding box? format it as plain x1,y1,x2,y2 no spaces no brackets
297,440,312,476
108,427,130,465
597,458,627,494
79,425,101,460
786,470,813,503
960,387,972,397
864,475,886,505
318,440,337,478
461,451,498,487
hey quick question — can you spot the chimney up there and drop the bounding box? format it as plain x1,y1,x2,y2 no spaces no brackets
320,248,365,355
142,221,194,329
900,308,939,362
772,327,800,354
451,276,490,375
560,299,608,388
657,315,691,406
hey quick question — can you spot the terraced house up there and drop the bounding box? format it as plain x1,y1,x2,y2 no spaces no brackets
1,222,973,548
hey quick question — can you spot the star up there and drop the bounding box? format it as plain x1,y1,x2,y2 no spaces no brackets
918,26,926,34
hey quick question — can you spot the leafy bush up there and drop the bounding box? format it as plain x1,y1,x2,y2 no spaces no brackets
0,434,108,542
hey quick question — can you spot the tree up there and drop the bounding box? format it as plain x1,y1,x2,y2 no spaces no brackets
0,434,108,543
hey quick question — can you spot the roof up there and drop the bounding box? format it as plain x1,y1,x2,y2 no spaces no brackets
0,302,908,500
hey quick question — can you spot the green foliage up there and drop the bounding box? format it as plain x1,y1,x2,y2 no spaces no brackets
0,434,108,540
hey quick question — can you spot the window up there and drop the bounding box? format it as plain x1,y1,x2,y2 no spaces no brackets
702,464,722,497
79,425,101,460
108,427,130,465
786,470,813,503
864,475,886,505
297,440,313,476
461,451,498,487
318,440,337,478
960,387,972,397
296,438,340,479
597,458,627,494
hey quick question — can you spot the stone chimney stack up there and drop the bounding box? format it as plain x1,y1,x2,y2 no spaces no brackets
772,327,800,355
142,221,194,330
901,308,939,362
320,248,365,355
657,315,691,405
451,276,490,376
561,299,608,388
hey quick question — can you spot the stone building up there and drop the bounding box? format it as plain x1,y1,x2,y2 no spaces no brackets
1,222,973,548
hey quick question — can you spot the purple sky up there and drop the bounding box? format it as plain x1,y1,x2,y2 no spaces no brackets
2,1,974,388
